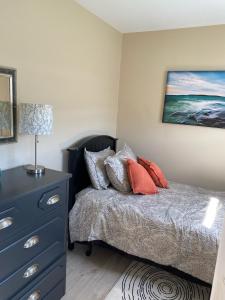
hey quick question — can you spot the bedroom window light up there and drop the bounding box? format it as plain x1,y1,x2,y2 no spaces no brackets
203,197,220,229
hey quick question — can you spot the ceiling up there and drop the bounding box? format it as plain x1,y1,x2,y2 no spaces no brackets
75,0,225,33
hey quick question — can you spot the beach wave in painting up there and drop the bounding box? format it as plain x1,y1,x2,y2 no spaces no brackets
163,95,225,128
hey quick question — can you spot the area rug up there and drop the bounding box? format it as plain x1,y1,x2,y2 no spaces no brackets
105,262,211,300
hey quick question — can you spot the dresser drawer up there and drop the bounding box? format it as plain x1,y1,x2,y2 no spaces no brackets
0,217,65,281
18,257,66,300
0,181,67,243
20,281,65,300
43,280,65,300
0,241,64,300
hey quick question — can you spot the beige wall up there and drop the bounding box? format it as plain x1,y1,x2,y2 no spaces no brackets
0,0,122,170
118,25,225,190
1,2,224,190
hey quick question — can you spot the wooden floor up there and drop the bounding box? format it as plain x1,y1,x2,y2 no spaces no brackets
62,244,131,300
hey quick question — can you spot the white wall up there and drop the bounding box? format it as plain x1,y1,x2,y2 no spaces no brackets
0,0,122,171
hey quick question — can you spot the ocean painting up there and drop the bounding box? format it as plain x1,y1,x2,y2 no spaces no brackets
163,71,225,129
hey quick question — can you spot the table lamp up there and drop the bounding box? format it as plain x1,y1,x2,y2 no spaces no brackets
19,103,53,175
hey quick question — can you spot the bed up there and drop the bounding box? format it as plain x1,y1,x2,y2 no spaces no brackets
67,135,225,285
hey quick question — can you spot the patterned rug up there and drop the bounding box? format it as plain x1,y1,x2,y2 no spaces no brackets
105,262,211,300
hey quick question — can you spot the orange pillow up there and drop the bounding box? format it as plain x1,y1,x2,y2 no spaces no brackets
127,159,158,195
138,157,169,189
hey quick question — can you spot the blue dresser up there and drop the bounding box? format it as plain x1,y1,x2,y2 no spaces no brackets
0,167,71,300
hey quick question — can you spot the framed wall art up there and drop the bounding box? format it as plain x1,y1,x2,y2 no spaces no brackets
163,71,225,129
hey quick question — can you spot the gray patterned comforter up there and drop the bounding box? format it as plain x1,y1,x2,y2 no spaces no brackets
69,182,225,283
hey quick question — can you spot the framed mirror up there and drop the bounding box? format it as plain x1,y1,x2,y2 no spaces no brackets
0,67,17,143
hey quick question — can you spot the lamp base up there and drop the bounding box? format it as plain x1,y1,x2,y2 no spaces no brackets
25,165,45,175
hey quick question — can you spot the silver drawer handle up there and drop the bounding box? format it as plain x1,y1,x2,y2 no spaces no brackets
27,290,41,300
0,217,13,231
23,264,39,278
24,236,40,249
47,194,60,205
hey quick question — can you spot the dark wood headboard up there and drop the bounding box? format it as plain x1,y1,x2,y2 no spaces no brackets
67,135,117,212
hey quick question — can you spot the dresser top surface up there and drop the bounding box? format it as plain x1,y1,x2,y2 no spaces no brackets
0,166,71,203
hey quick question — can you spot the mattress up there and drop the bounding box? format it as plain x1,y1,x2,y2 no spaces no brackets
69,181,225,283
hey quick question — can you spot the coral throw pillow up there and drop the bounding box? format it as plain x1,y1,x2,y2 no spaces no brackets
127,159,158,195
138,157,169,188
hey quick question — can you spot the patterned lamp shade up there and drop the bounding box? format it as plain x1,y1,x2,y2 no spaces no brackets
19,103,53,135
0,101,11,130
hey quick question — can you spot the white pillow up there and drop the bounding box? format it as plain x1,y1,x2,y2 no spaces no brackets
84,147,115,190
104,144,137,193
